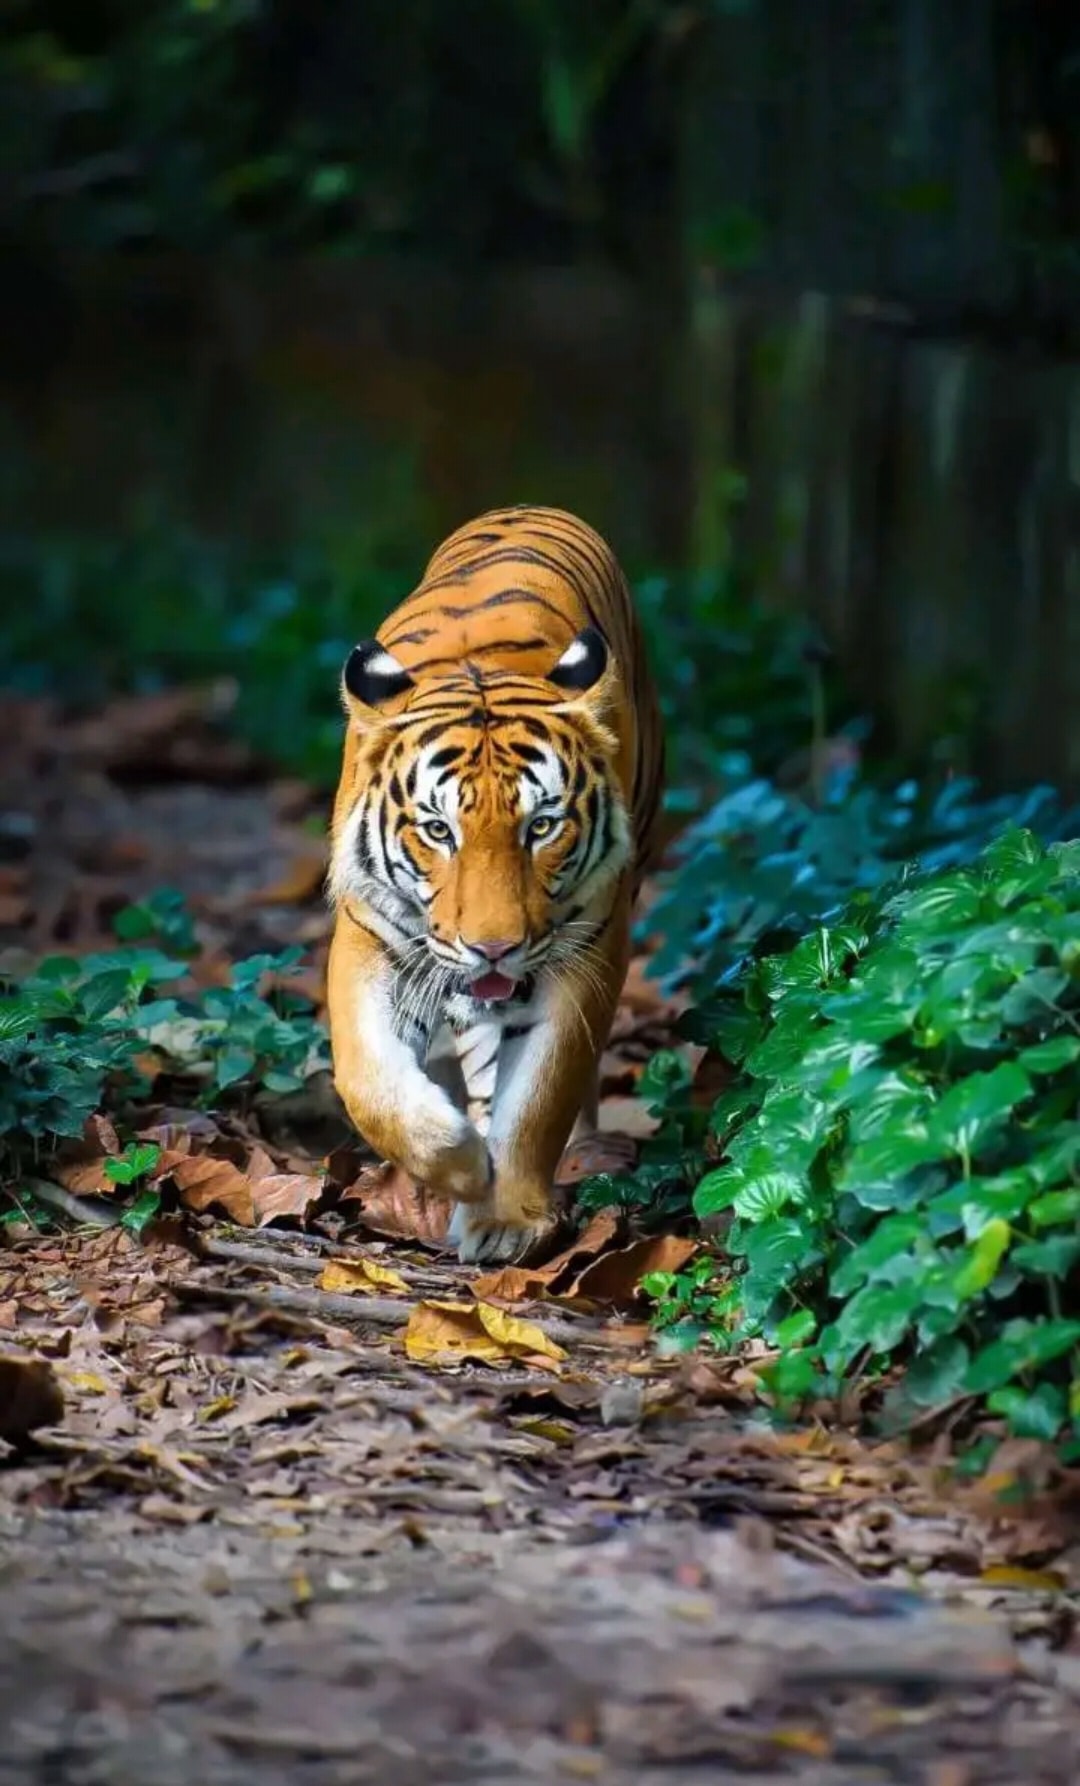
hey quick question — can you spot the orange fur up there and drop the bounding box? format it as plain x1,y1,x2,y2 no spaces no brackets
327,505,663,1263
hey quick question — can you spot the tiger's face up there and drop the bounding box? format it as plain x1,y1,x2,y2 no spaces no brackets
331,629,631,1004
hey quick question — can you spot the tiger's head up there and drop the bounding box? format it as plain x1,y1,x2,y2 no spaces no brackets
330,629,631,1004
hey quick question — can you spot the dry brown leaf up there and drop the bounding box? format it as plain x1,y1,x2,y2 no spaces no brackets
543,1209,623,1280
341,1162,452,1245
249,1169,324,1228
619,953,683,1019
404,1299,567,1367
317,1257,409,1295
556,1130,641,1186
168,1155,256,1225
0,1354,64,1441
251,851,328,906
565,1234,698,1309
470,1264,555,1303
138,1109,223,1153
690,1047,735,1111
472,1209,623,1304
54,1113,123,1196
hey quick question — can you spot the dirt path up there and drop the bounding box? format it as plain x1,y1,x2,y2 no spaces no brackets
3,692,1080,1781
4,1218,1080,1786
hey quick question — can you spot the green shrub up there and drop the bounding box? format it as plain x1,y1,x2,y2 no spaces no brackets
0,910,328,1206
648,830,1080,1452
647,770,1074,985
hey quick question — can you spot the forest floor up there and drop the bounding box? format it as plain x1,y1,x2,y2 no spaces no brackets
2,686,1080,1784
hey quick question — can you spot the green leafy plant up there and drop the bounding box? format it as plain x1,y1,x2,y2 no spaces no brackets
0,915,329,1207
652,830,1080,1453
648,769,1077,986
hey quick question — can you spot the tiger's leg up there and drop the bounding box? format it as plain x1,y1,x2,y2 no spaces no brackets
569,1065,601,1143
444,1014,502,1256
327,919,491,1202
452,893,631,1265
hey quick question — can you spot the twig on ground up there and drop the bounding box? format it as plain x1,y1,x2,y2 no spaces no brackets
171,1273,601,1349
198,1238,327,1275
21,1179,124,1229
198,1235,450,1294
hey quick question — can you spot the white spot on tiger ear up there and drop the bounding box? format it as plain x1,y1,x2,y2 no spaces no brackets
556,638,589,670
365,650,408,681
549,626,608,693
343,639,416,707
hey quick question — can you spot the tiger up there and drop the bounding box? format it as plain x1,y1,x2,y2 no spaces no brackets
327,504,664,1264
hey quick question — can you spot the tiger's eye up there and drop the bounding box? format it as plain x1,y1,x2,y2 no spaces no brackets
528,815,556,843
422,819,452,843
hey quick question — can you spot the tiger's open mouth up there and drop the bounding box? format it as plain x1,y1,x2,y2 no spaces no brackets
470,970,517,1002
459,971,536,1007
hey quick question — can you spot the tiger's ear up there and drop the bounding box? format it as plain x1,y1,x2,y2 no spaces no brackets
342,640,415,715
548,627,608,693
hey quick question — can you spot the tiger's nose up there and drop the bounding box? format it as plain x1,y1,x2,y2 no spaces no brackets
470,938,524,962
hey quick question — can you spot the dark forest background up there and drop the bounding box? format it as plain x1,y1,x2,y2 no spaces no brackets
2,0,1080,786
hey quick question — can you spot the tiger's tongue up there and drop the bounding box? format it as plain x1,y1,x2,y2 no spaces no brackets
471,970,517,1002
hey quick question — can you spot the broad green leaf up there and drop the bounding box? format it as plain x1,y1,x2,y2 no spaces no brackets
830,1213,924,1297
824,1277,923,1366
77,969,135,1022
261,1068,305,1094
0,1000,36,1041
773,1308,816,1347
928,1062,1031,1158
904,1336,971,1407
1010,1235,1080,1279
965,1319,1080,1394
732,1170,808,1221
708,1003,766,1064
120,1189,163,1235
758,1348,821,1402
1019,1036,1080,1075
928,1171,1035,1234
1029,1187,1080,1227
835,1128,942,1196
842,1070,930,1142
693,1164,744,1217
214,1047,257,1089
953,1218,1011,1298
986,1382,1065,1442
736,1215,816,1279
707,1086,761,1142
1001,967,1068,1027
891,873,982,933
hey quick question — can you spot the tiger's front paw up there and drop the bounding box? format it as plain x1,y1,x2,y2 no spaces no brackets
447,1199,560,1266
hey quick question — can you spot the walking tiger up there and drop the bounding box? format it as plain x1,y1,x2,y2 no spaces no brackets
328,504,663,1262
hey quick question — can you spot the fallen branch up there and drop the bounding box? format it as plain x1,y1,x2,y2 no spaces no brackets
21,1178,123,1229
171,1273,602,1349
197,1237,327,1276
173,1275,411,1329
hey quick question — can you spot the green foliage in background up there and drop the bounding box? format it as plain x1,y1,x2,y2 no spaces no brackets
643,829,1080,1456
0,0,683,259
0,522,839,789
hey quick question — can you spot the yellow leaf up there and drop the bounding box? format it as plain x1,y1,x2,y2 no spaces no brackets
515,1417,576,1445
773,1728,831,1758
318,1257,409,1295
979,1565,1066,1592
474,1301,567,1362
63,1370,111,1395
198,1395,238,1422
403,1299,566,1366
